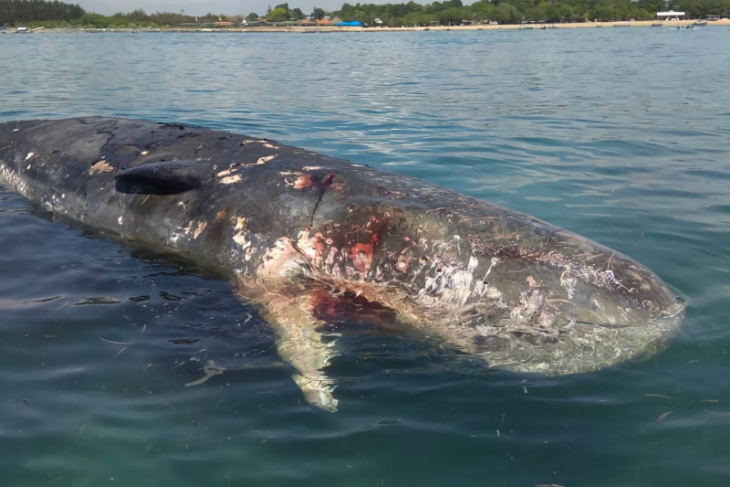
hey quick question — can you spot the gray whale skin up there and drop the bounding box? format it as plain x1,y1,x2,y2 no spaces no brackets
0,117,686,411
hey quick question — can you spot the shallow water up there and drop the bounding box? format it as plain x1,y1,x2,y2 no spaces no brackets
1,28,729,487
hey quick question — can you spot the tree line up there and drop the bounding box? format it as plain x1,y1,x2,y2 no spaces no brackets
0,2,234,28
249,0,728,25
1,0,84,25
329,0,729,25
260,3,309,22
2,0,728,28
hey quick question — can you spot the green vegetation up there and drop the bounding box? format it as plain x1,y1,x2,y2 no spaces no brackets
266,7,288,22
265,4,307,21
330,0,730,25
1,1,238,28
1,0,84,26
2,0,728,29
674,0,730,18
0,1,162,28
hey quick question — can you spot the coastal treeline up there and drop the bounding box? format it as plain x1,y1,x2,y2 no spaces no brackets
0,1,213,27
329,0,728,25
264,3,308,21
2,0,728,28
0,0,84,25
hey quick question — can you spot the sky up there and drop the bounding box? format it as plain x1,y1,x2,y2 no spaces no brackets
83,0,390,16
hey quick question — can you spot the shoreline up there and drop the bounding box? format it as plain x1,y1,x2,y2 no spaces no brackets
4,19,729,34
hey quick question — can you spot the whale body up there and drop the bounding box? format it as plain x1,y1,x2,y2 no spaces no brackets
0,117,685,411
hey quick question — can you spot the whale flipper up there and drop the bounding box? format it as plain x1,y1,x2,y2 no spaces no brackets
115,160,213,195
257,291,341,412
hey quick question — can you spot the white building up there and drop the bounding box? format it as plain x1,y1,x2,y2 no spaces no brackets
656,10,685,21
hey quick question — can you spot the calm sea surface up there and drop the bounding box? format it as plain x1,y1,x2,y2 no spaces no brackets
1,28,729,487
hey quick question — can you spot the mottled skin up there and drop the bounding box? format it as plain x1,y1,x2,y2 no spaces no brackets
0,117,685,411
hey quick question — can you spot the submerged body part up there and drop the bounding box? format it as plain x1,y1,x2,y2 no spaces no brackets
0,117,685,411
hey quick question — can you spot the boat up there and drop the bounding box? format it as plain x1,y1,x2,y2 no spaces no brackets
694,21,707,26
652,21,663,27
614,21,630,27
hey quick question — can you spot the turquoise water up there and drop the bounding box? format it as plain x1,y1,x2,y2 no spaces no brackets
1,28,730,486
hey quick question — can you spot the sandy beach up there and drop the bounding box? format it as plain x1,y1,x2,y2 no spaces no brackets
251,18,730,33
6,18,730,34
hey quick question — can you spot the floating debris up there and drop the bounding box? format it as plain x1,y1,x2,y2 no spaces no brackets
99,337,133,345
74,297,122,306
185,361,225,387
169,338,200,345
656,411,673,423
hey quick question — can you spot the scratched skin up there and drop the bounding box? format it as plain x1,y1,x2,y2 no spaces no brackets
0,117,685,411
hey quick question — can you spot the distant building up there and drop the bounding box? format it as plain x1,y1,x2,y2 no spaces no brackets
656,10,685,21
316,18,330,25
330,16,343,25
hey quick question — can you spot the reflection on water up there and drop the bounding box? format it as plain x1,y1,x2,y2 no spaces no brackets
1,28,729,487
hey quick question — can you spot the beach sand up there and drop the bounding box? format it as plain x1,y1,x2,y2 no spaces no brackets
11,18,730,34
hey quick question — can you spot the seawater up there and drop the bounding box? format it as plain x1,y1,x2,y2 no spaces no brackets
1,28,729,487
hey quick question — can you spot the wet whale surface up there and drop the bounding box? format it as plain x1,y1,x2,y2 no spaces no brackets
0,117,684,411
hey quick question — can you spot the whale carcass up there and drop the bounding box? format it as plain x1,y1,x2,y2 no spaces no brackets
0,117,686,411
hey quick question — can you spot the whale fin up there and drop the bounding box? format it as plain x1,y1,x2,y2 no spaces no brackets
256,290,341,412
115,160,213,195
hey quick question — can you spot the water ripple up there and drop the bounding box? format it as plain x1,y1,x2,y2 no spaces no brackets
1,28,729,487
